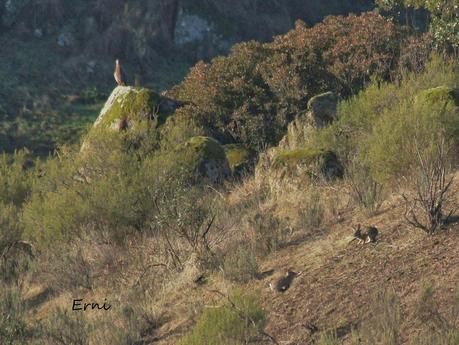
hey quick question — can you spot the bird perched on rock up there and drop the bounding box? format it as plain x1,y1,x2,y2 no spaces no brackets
114,59,127,86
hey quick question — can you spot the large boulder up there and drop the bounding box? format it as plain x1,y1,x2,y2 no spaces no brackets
93,86,162,130
279,91,338,150
263,91,342,182
307,91,338,128
178,136,230,183
81,86,182,153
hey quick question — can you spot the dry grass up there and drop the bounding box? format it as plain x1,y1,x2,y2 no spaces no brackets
17,171,459,345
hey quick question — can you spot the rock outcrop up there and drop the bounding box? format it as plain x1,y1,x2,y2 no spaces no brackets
81,87,230,184
279,91,338,150
263,91,342,182
92,86,180,130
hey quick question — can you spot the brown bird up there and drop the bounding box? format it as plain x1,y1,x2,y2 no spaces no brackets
114,59,127,86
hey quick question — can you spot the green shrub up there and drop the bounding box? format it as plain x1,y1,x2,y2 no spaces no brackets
23,138,196,247
0,149,33,207
0,203,23,252
0,286,37,345
309,56,459,186
179,291,266,345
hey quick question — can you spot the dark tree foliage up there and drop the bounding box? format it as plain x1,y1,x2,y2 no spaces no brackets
174,12,403,151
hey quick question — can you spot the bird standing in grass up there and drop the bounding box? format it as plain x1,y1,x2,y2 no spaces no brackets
114,59,127,86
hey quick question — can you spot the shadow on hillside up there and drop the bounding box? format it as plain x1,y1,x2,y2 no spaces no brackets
25,287,53,309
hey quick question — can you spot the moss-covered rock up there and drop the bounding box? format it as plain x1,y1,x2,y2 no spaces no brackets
178,136,230,183
273,148,343,180
93,86,162,129
223,144,254,175
416,86,459,107
81,86,183,155
279,91,338,150
257,146,343,182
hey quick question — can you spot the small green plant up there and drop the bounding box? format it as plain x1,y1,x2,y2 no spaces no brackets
316,332,339,345
410,282,459,345
179,291,267,345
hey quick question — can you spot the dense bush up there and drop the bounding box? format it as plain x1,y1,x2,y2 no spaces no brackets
179,291,266,345
306,56,459,186
22,143,192,246
173,11,403,152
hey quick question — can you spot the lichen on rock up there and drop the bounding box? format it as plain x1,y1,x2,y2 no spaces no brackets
279,91,338,150
271,148,343,181
93,86,161,130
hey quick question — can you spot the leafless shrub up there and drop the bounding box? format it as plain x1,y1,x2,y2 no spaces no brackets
346,160,386,215
223,244,260,283
399,34,434,75
34,246,95,294
402,138,455,234
150,187,225,270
